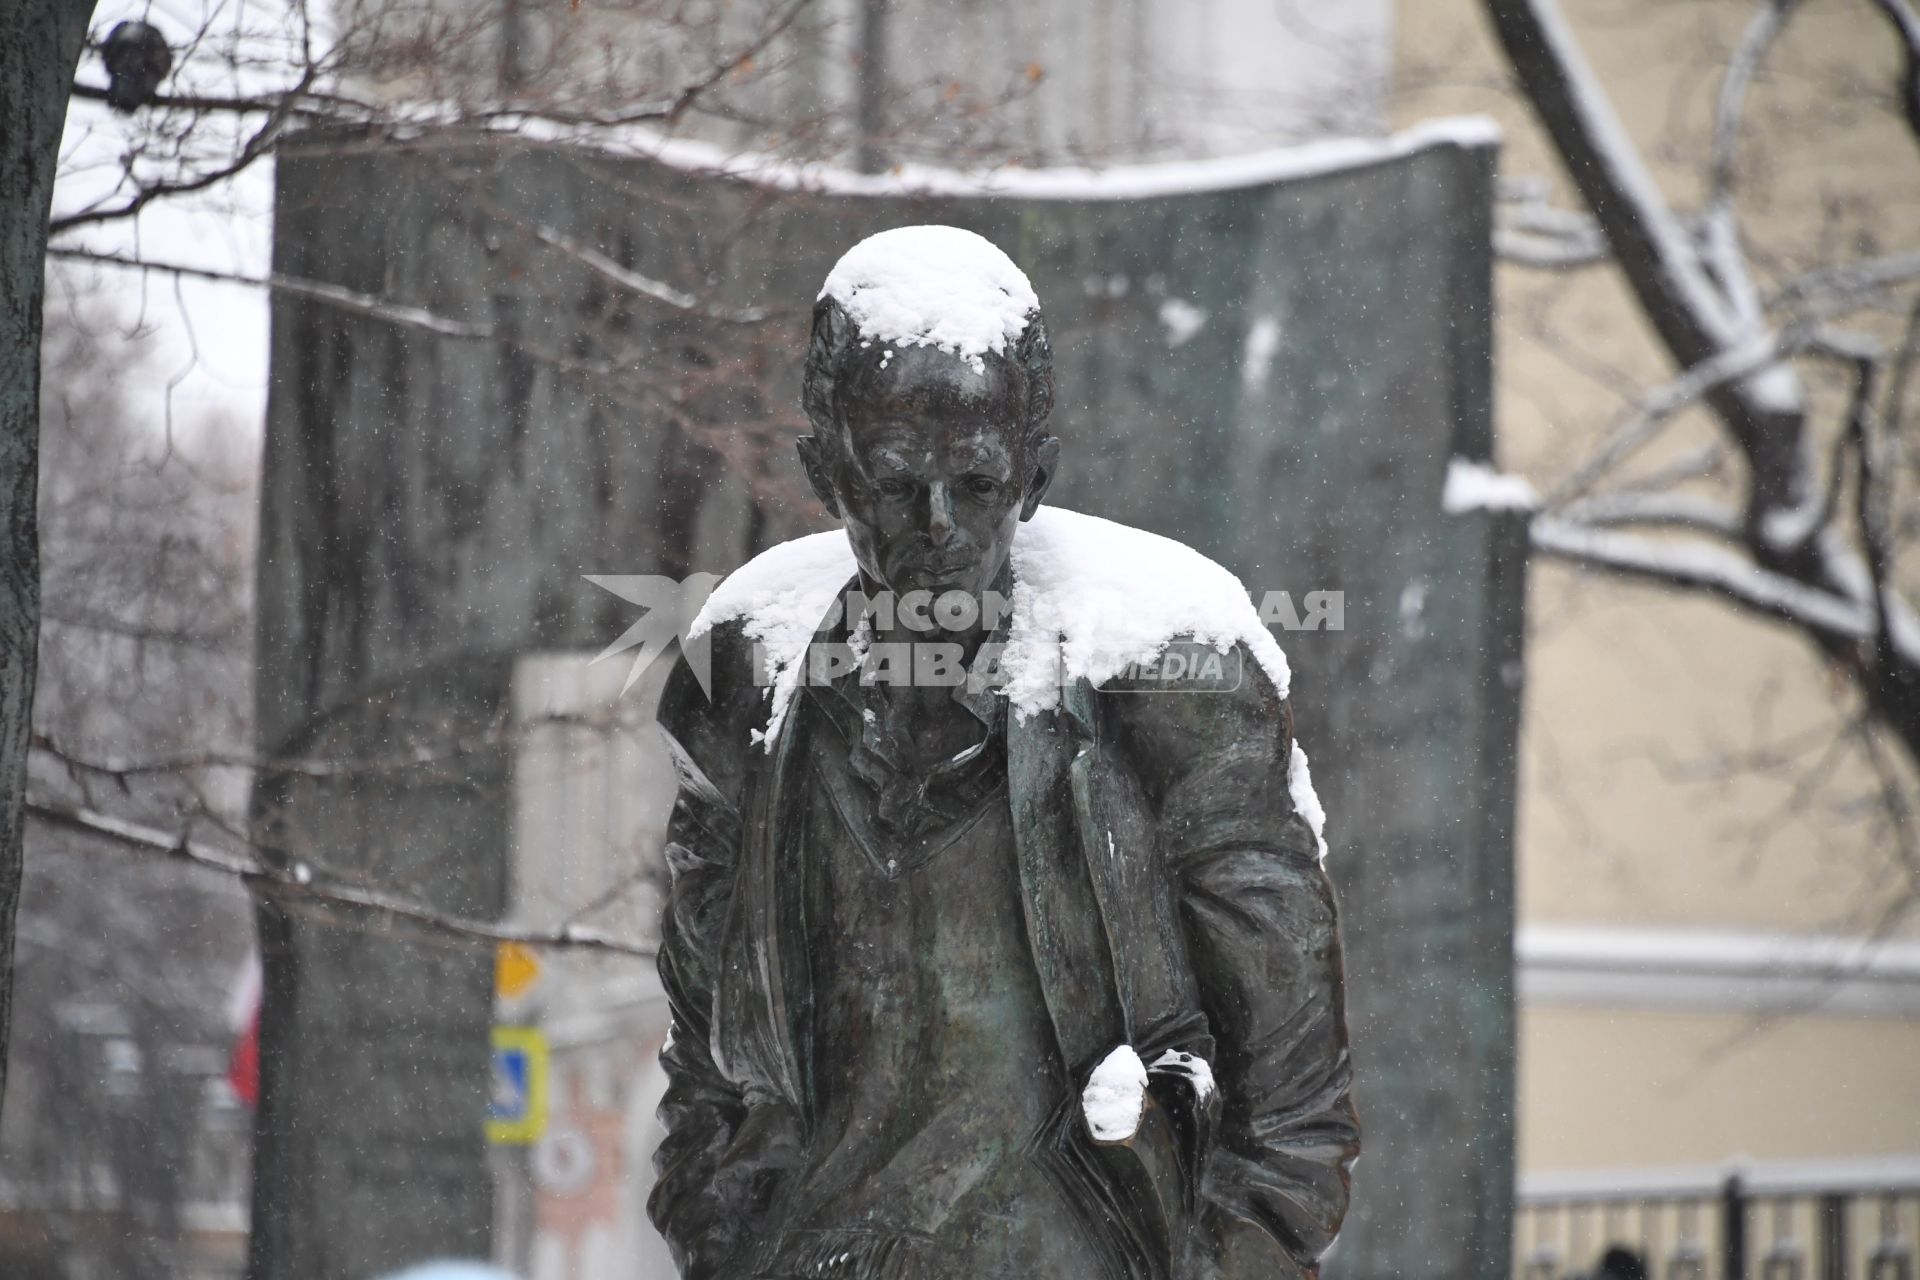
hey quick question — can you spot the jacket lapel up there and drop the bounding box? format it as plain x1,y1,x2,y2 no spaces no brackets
1065,678,1204,1057
713,704,810,1107
1007,679,1126,1076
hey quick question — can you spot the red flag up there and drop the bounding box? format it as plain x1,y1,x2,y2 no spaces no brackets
228,956,261,1108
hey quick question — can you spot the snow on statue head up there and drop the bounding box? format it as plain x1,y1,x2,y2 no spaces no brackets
797,226,1061,603
802,225,1056,451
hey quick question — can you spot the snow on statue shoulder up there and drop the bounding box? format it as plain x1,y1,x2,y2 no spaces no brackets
690,504,1294,735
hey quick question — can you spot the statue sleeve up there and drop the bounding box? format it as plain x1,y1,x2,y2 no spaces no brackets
1120,655,1361,1273
645,632,755,1278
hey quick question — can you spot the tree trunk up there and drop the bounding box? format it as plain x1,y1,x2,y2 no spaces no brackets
0,0,96,1110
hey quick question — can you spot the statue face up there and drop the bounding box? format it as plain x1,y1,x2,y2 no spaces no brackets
799,344,1058,608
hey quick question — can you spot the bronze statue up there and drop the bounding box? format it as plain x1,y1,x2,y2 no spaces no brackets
648,226,1359,1279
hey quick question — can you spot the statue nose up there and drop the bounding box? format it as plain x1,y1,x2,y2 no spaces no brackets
927,485,956,547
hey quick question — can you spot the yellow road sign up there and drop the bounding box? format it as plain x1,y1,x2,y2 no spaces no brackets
495,941,542,1000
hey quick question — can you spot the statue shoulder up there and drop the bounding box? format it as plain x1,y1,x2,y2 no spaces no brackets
1011,506,1293,711
1093,643,1321,864
1093,636,1291,746
691,528,856,643
659,617,770,804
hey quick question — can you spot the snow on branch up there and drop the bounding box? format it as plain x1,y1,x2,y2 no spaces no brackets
49,246,495,340
1555,491,1743,537
1487,0,1743,338
1530,516,1873,642
1495,177,1608,267
522,222,769,323
1701,0,1797,330
1769,252,1920,316
1871,0,1920,140
25,794,657,959
1485,0,1804,434
1548,325,1814,505
1710,1,1797,211
592,116,1501,202
1485,0,1920,756
1443,458,1540,513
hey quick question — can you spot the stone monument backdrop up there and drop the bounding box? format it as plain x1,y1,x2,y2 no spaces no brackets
255,121,1521,1278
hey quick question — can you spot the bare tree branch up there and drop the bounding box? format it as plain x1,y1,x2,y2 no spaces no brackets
1871,0,1920,144
1768,252,1920,314
33,708,636,785
1488,0,1920,767
48,246,495,340
1701,0,1797,329
1484,0,1810,515
49,63,318,236
1530,516,1873,643
1628,442,1732,494
658,0,816,125
1494,167,1611,269
65,78,385,119
1841,352,1897,664
1556,491,1743,537
25,794,657,959
1710,1,1797,215
1546,322,1814,505
522,221,770,323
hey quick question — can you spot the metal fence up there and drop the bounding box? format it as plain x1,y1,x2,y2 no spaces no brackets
1517,1170,1920,1280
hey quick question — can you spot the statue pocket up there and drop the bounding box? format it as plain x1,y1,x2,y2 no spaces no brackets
1043,1086,1191,1280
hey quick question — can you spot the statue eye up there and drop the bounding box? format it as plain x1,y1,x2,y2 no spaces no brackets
873,478,914,500
964,476,1001,498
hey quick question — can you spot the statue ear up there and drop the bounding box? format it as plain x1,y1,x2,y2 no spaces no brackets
797,435,842,517
1020,435,1060,520
802,298,847,435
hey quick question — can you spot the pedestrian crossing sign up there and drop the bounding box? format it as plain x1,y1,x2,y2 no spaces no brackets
487,1025,549,1144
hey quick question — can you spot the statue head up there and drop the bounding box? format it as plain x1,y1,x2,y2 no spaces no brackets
798,226,1058,609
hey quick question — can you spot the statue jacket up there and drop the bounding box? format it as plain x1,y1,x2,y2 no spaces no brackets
646,508,1360,1280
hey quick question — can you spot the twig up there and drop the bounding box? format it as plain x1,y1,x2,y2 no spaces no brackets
50,63,319,236
1493,174,1609,268
661,0,816,124
1555,492,1742,537
32,709,636,785
1768,253,1920,316
1547,323,1813,505
47,246,495,340
1886,296,1920,447
1870,0,1920,145
523,222,769,324
1529,516,1873,643
1701,0,1797,327
1709,1,1797,213
25,795,657,959
1841,353,1896,663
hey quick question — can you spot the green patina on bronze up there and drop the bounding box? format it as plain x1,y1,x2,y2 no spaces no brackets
647,275,1359,1278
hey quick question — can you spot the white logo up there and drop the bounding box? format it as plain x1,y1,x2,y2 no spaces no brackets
583,573,723,696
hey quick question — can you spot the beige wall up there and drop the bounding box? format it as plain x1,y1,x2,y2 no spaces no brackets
1393,0,1920,1175
1521,1006,1920,1169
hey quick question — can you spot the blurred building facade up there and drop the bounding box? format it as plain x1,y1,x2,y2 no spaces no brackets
1393,2,1920,1276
